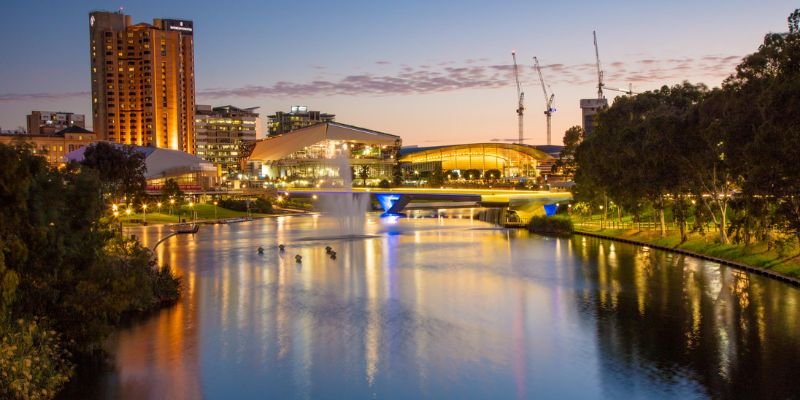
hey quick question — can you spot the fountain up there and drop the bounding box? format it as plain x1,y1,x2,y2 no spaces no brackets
300,151,376,241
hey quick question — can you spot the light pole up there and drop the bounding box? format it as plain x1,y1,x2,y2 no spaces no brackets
169,198,175,216
157,202,162,215
142,203,148,225
189,201,195,222
213,201,218,220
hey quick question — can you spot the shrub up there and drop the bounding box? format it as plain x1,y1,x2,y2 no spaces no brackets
150,266,181,305
528,215,574,235
0,318,73,400
378,179,391,188
218,198,273,214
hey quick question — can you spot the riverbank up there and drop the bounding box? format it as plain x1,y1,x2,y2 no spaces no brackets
572,222,800,284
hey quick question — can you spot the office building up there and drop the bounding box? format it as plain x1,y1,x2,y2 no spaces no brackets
0,126,97,166
267,106,334,136
579,98,608,136
89,10,196,153
26,111,86,135
195,105,259,176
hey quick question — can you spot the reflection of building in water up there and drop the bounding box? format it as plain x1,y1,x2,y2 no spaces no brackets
572,235,800,399
111,228,201,399
248,122,401,186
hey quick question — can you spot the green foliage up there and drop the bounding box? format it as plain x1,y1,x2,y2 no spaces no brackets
573,9,800,243
0,143,181,396
484,169,501,179
218,198,273,214
553,125,584,176
378,179,391,189
0,318,73,400
160,178,184,203
464,169,481,180
528,215,574,235
392,164,403,186
80,142,146,201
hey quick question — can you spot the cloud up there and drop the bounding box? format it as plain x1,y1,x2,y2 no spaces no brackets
1,53,744,104
0,91,89,103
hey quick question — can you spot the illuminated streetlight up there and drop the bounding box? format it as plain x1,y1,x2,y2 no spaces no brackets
142,203,148,225
213,201,218,220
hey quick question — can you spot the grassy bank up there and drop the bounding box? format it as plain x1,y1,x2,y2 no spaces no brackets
573,219,800,279
117,203,274,225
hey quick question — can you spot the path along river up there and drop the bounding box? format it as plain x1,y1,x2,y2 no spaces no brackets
64,210,800,399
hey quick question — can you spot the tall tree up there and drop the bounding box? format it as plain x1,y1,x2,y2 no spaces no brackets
553,126,584,178
80,142,147,202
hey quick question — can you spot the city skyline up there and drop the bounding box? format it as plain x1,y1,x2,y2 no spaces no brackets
0,0,796,145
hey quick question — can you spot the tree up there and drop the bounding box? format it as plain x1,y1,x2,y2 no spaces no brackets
80,142,147,202
484,169,501,180
723,9,800,240
161,178,184,203
357,165,370,186
553,126,584,177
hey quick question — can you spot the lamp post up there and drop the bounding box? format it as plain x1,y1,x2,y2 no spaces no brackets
213,201,218,220
142,203,148,225
169,198,175,216
189,201,195,222
157,202,162,214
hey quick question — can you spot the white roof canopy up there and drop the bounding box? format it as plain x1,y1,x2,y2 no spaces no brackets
249,122,400,162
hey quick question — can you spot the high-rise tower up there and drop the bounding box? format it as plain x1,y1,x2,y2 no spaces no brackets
89,11,196,153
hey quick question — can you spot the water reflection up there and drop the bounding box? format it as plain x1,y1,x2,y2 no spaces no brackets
66,215,800,399
570,237,800,399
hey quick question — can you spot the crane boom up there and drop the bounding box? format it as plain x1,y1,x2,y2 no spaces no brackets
533,57,556,145
605,83,638,95
593,30,604,99
512,51,524,145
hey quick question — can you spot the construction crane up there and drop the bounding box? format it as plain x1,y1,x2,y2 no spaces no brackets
533,56,556,146
593,30,605,100
604,83,638,96
511,51,525,145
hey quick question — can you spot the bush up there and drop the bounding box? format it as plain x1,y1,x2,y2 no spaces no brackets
0,318,73,400
528,215,574,235
150,266,181,305
218,198,273,214
378,179,391,189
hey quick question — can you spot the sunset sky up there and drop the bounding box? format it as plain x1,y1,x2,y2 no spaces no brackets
0,0,796,145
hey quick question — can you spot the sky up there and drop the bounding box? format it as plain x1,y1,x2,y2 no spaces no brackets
0,0,796,145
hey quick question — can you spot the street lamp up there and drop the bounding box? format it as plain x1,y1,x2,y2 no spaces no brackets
213,201,218,220
169,198,175,216
189,201,195,222
142,203,148,225
157,202,162,214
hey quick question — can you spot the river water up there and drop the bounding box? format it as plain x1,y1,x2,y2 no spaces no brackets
65,211,800,399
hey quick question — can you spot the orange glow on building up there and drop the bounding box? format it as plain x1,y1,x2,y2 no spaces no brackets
89,11,196,154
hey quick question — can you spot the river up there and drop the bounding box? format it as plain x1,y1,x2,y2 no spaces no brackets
63,211,800,399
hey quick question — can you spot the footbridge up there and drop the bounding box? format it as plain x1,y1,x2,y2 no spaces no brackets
281,188,572,217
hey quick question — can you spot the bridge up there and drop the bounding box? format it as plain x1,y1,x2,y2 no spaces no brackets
281,188,572,218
